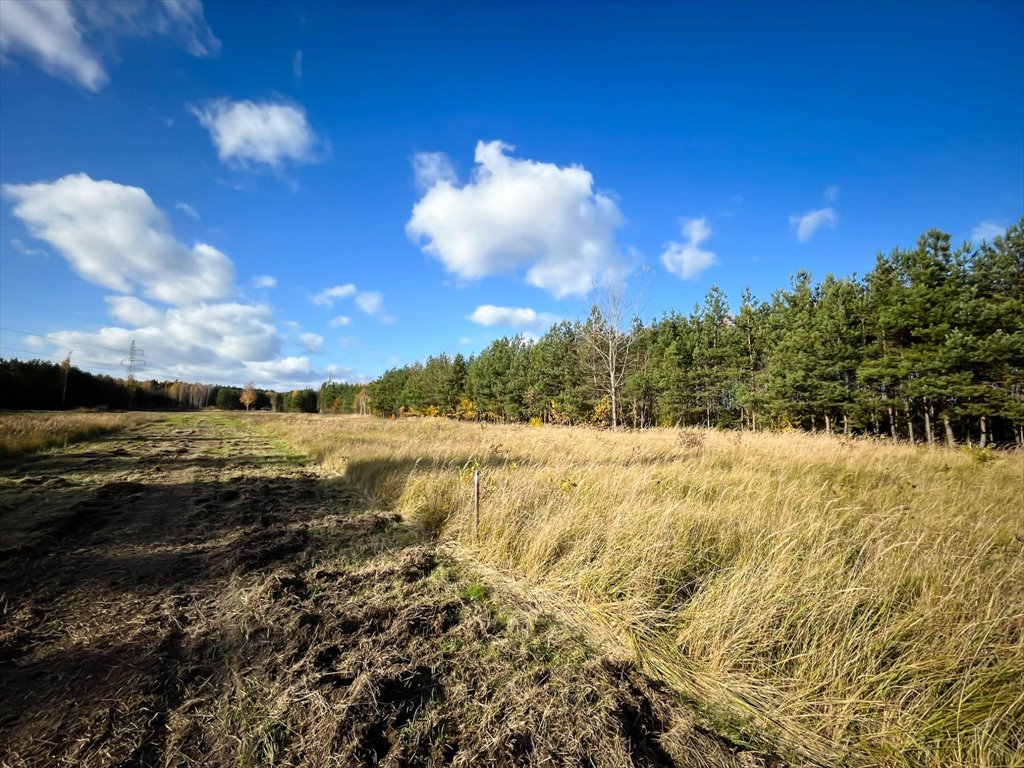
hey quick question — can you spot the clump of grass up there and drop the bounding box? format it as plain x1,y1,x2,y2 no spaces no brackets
246,413,1024,767
0,412,126,456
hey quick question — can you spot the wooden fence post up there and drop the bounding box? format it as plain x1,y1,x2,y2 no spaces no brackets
474,470,480,539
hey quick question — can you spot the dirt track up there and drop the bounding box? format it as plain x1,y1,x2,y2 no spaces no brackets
0,414,772,768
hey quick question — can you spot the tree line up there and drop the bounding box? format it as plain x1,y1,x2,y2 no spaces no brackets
363,223,1024,446
0,359,322,415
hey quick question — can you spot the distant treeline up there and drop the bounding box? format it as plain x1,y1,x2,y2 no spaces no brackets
363,223,1024,446
0,359,322,414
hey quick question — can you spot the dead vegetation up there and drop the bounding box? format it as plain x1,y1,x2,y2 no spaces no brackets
0,411,129,457
247,413,1024,768
0,413,768,768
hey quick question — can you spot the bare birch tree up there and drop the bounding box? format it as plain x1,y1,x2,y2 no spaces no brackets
581,279,636,429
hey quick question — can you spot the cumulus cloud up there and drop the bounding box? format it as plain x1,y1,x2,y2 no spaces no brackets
4,173,235,304
313,284,390,321
407,140,625,298
191,98,323,170
312,284,357,307
3,173,348,388
412,151,457,189
468,305,560,330
355,291,382,315
33,300,367,387
175,201,199,219
38,301,294,383
0,0,219,91
298,332,323,353
660,218,718,280
329,315,351,328
249,356,316,381
971,220,1006,243
790,207,838,242
252,275,277,289
105,295,163,327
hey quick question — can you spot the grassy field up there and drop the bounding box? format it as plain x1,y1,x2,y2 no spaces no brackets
1,412,762,768
248,413,1024,768
0,411,127,457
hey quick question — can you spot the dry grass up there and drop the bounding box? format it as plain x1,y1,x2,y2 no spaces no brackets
0,411,127,456
247,413,1024,768
1,412,755,768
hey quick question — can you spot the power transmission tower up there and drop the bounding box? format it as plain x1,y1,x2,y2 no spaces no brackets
120,340,145,409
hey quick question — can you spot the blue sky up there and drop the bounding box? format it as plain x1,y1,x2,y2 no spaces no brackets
1,0,1021,388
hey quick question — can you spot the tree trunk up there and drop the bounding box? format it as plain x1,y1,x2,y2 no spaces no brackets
980,415,988,448
887,406,897,439
943,414,955,447
810,414,816,432
924,405,933,445
824,413,832,435
906,406,915,443
844,413,849,435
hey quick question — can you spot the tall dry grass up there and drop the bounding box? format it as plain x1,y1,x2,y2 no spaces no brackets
0,411,126,456
248,413,1024,767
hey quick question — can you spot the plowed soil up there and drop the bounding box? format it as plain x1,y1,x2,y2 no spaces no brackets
0,414,775,768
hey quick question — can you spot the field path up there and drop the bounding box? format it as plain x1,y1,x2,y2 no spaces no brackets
0,414,771,768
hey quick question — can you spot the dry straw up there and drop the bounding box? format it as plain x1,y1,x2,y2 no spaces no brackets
249,413,1023,767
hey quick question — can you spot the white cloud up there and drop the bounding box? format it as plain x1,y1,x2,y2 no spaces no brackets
312,283,357,307
407,140,625,298
10,238,48,257
175,201,199,219
0,0,105,90
105,295,163,327
37,302,297,384
313,284,391,321
824,185,840,203
4,173,235,304
292,49,303,79
790,207,838,242
329,315,351,328
412,151,457,189
191,98,323,170
29,301,366,387
0,0,219,91
971,220,1006,244
354,291,382,315
252,275,277,289
468,305,559,330
298,332,323,353
248,356,315,381
660,217,718,280
325,363,367,383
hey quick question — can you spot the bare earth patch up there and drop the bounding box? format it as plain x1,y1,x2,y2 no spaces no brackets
0,414,772,768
